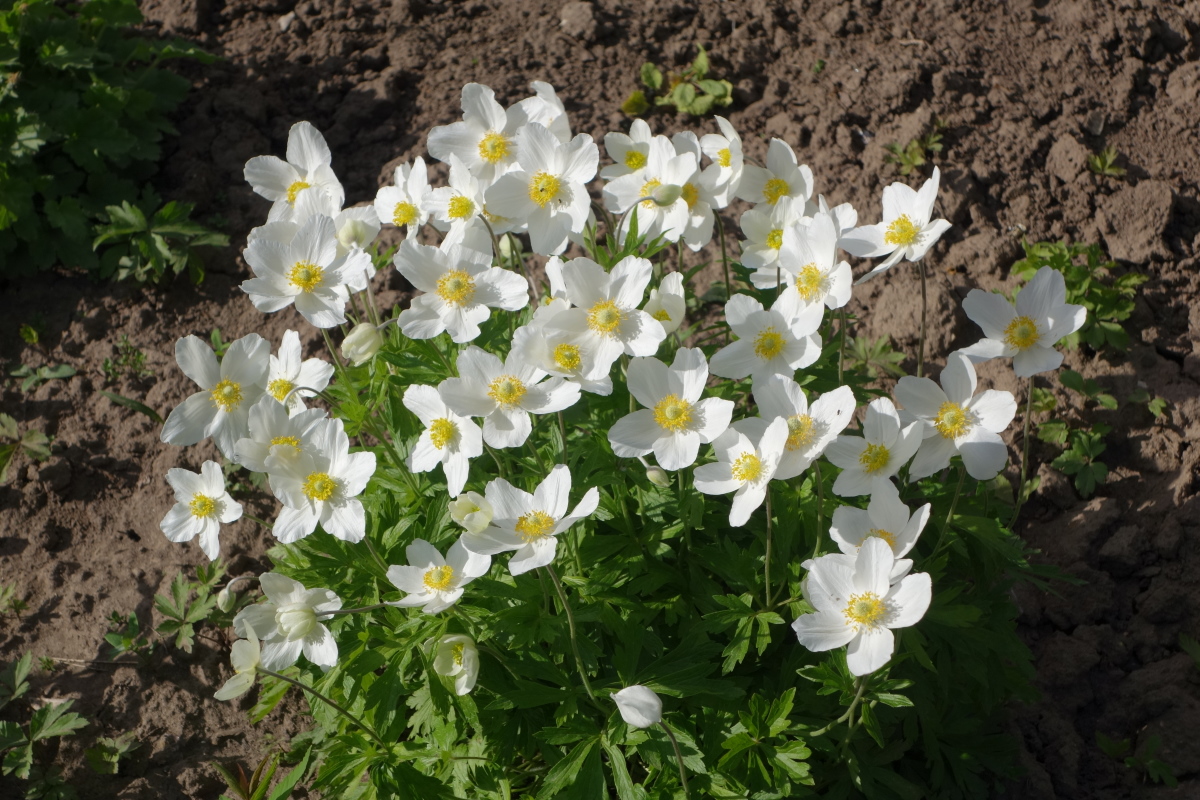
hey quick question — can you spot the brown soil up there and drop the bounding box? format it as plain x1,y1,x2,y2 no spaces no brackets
2,0,1198,797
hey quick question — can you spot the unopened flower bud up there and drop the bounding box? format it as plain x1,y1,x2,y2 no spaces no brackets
498,233,514,261
612,685,662,729
432,634,479,695
449,492,493,534
645,465,671,488
336,218,375,251
650,183,683,207
216,586,237,613
341,322,383,366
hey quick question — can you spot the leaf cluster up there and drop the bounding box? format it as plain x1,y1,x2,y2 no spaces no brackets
92,196,229,283
84,731,138,776
0,412,50,484
1095,732,1177,787
0,653,88,795
623,46,733,117
1086,146,1125,178
9,363,75,392
153,562,228,653
883,129,944,176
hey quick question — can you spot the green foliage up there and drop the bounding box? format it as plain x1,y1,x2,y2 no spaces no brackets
103,611,152,661
154,562,226,654
98,389,164,424
1050,425,1109,497
1011,240,1146,353
626,45,733,117
0,0,217,279
845,334,907,379
18,323,39,344
211,327,232,358
1086,146,1125,178
84,731,138,776
1,653,88,794
101,334,152,383
812,59,826,75
1096,732,1177,786
0,583,28,617
1126,385,1168,420
0,413,50,483
883,128,944,175
9,363,75,392
1058,369,1117,410
92,196,228,283
213,749,311,800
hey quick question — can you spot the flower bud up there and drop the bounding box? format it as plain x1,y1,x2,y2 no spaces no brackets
645,465,671,488
612,685,662,729
341,322,383,366
276,602,317,641
432,634,479,695
216,586,237,613
336,218,374,251
449,492,493,534
498,232,514,261
650,183,683,207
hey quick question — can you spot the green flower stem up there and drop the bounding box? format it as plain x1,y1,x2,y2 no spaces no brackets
259,668,387,748
838,309,849,385
917,261,928,378
320,328,355,391
809,462,826,560
242,514,272,531
543,565,600,709
763,487,775,608
363,275,382,326
1009,377,1036,530
716,213,732,342
659,721,691,800
557,411,568,465
932,464,966,559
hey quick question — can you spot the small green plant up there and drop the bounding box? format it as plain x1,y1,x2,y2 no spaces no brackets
1096,732,1177,786
625,45,733,117
103,612,153,661
367,240,398,273
0,413,50,484
92,197,229,283
845,334,907,379
214,749,310,800
101,335,153,383
883,129,944,175
1127,385,1168,420
84,731,139,776
1049,425,1110,497
18,324,39,344
9,364,76,393
1087,146,1126,178
1058,369,1117,411
0,584,29,618
211,327,231,358
154,562,227,654
812,59,826,75
0,654,89,794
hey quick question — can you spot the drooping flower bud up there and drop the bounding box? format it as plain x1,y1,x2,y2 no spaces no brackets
431,634,479,695
645,465,671,488
649,183,683,207
341,322,383,366
612,685,662,728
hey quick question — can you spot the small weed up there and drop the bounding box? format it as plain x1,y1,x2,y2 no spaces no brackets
1087,146,1126,178
103,612,153,661
154,562,227,653
0,583,29,618
1127,385,1168,421
210,327,231,358
1049,425,1109,497
85,731,139,776
9,364,76,393
93,196,230,284
0,413,51,484
845,335,907,379
625,45,733,117
0,653,89,791
101,335,153,383
1096,732,1177,787
884,129,944,176
812,59,826,76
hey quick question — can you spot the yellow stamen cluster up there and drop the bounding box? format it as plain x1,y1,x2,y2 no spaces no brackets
302,472,337,502
681,182,699,209
286,180,310,205
393,201,419,227
766,229,783,250
270,435,301,448
786,414,816,451
884,214,920,247
288,261,324,293
437,270,476,306
653,394,693,432
210,379,243,413
268,378,295,402
859,443,891,474
423,564,456,592
717,147,732,168
731,453,763,483
1003,315,1040,350
488,375,527,407
447,195,476,219
189,495,217,518
933,401,971,440
429,418,457,450
867,528,897,549
553,343,581,371
843,592,887,629
763,178,790,204
452,642,465,665
624,150,647,170
795,263,824,301
528,171,561,207
639,178,662,208
587,300,624,335
478,132,510,164
651,309,672,322
515,510,555,542
754,327,786,360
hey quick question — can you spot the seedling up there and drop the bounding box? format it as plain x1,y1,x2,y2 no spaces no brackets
625,45,733,117
883,129,944,175
0,413,50,484
0,584,28,618
102,335,153,383
85,731,140,776
9,364,76,393
1096,732,1177,786
1087,146,1126,178
103,612,153,661
846,334,907,379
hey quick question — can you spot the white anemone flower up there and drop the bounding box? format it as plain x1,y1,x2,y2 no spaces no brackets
428,83,527,186
895,352,1017,480
160,333,269,459
603,137,698,244
265,330,334,415
740,196,804,279
267,419,376,543
825,398,922,497
601,118,655,180
387,538,491,614
700,115,744,208
709,293,824,383
642,272,686,334
374,157,431,235
736,138,814,208
694,417,789,526
608,348,734,471
829,477,930,566
394,228,527,343
432,634,480,695
958,266,1088,378
742,376,856,480
516,81,572,144
678,167,720,251
463,465,599,575
233,573,341,671
510,324,613,396
841,166,952,283
485,123,598,256
160,460,242,560
771,210,853,311
449,492,493,535
792,537,932,676
424,154,489,234
403,385,483,496
612,685,663,729
214,630,260,701
439,346,580,449
234,397,326,474
244,121,345,220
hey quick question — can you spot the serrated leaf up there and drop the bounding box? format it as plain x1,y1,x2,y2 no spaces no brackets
0,720,26,750
29,700,88,741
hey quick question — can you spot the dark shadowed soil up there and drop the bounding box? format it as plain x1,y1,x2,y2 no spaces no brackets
1,0,1198,797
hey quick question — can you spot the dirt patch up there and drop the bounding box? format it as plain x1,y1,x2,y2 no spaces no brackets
2,0,1198,797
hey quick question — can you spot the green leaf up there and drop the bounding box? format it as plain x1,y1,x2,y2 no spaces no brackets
98,390,164,424
250,671,294,724
267,747,311,800
697,79,728,98
691,45,709,79
538,738,597,799
0,653,32,710
600,740,637,800
874,692,914,708
639,63,663,91
0,720,26,751
29,699,88,741
2,742,32,779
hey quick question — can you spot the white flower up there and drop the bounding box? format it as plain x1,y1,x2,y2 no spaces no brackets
214,630,260,701
387,538,491,614
265,330,334,415
772,210,853,311
792,537,931,676
708,293,824,383
341,322,383,366
424,154,489,234
160,461,242,560
824,398,922,497
374,157,431,234
160,333,269,459
603,136,697,244
700,115,744,208
510,324,613,396
439,346,580,449
601,118,656,180
267,419,376,543
242,214,369,329
829,478,930,565
394,229,527,344
736,138,813,207
462,465,599,575
485,123,598,256
742,377,856,480
608,348,734,471
740,196,804,280
642,272,686,335
234,397,326,474
449,492,493,534
428,83,527,186
403,385,483,496
517,81,572,144
958,266,1088,378
233,573,341,671
432,634,480,695
841,166,952,283
677,168,719,251
895,353,1016,480
612,685,663,729
694,417,788,526
244,121,345,221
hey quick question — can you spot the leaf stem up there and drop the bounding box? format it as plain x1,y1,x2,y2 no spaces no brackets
764,486,774,608
259,668,387,748
543,565,600,709
660,721,691,800
917,261,928,378
1009,376,1036,530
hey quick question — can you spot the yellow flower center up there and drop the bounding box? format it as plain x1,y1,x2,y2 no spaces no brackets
731,452,763,483
717,147,732,168
452,642,465,665
487,375,527,407
843,592,887,629
763,177,790,204
766,229,783,250
867,528,897,549
884,214,920,247
587,300,624,335
478,131,511,164
934,401,971,440
681,182,699,209
302,472,337,502
796,263,824,301
393,201,419,227
639,178,662,208
437,269,476,306
429,418,457,449
529,171,561,207
268,378,295,402
624,150,647,170
753,327,786,360
189,494,217,518
422,564,456,592
515,510,555,542
447,195,476,220
288,261,324,293
859,443,891,474
210,379,243,413
786,414,815,451
1003,315,1041,350
286,180,310,205
270,435,301,448
553,343,581,371
653,394,693,432
651,308,672,322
